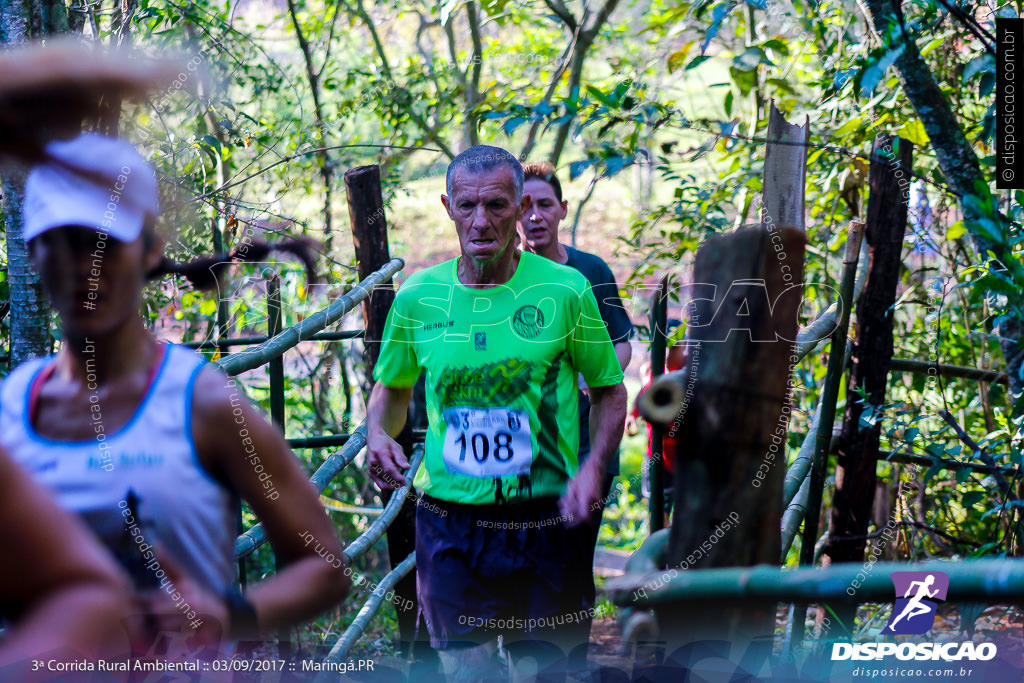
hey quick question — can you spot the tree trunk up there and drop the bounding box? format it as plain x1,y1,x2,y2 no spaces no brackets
859,0,1024,396
1,0,70,367
821,135,912,633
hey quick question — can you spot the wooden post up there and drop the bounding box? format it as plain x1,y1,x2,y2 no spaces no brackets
345,164,423,659
663,225,805,644
661,105,807,646
345,165,395,393
820,135,913,631
760,101,809,232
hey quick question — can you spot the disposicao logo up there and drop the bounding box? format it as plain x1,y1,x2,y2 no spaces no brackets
831,569,997,662
884,571,948,635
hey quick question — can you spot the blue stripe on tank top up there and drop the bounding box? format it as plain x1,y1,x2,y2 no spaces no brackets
21,345,172,447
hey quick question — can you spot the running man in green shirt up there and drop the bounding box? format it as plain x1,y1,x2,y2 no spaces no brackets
366,145,627,682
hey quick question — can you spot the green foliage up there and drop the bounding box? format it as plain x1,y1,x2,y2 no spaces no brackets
3,0,1024,650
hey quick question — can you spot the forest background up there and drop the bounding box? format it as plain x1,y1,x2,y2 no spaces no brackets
1,0,1022,652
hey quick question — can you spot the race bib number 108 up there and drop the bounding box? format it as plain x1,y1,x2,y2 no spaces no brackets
441,407,533,478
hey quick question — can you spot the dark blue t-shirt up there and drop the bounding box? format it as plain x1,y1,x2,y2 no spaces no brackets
564,245,633,475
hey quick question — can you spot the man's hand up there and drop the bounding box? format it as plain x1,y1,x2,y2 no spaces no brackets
366,427,410,490
365,382,414,490
559,462,604,526
560,382,627,525
625,414,639,436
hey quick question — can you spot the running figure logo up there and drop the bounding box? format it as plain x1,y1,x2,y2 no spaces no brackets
885,571,949,634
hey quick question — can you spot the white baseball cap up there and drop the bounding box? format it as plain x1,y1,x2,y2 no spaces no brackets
24,133,159,242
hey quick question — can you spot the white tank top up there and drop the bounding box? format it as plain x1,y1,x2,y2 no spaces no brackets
0,344,236,596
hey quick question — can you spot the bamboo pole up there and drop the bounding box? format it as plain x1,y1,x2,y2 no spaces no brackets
309,422,369,493
235,422,368,559
286,434,352,449
182,330,363,350
879,449,1018,476
216,258,403,377
317,551,416,674
267,275,285,429
797,223,865,564
343,445,424,563
780,440,1019,561
792,222,864,647
608,558,1024,607
616,529,669,644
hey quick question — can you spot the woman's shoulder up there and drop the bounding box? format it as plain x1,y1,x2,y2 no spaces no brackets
0,356,51,405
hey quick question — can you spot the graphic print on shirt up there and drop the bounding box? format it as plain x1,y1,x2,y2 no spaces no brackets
436,358,537,479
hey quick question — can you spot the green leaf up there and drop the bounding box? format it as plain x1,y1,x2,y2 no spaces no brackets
668,42,695,74
957,603,988,637
585,85,617,109
724,90,734,117
968,541,1001,559
963,54,995,83
859,44,906,97
603,154,634,177
980,71,996,98
896,120,929,146
533,102,556,117
832,117,864,138
687,55,712,71
502,116,528,135
700,1,740,54
923,460,944,484
732,47,765,71
946,222,967,240
961,490,985,509
200,299,217,316
609,80,633,108
569,159,593,180
760,38,789,55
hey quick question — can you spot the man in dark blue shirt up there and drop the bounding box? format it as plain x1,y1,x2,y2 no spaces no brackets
518,161,633,676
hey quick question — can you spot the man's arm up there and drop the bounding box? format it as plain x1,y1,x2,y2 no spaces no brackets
366,381,414,489
560,382,627,522
613,341,632,372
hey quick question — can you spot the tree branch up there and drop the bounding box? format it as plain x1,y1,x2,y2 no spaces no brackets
464,0,483,148
286,0,334,245
520,13,582,159
343,0,456,158
548,0,621,164
543,0,577,32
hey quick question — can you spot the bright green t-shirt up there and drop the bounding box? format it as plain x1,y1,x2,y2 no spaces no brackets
374,251,624,505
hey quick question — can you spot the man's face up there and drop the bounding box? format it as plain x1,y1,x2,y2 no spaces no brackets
443,166,529,266
518,178,567,253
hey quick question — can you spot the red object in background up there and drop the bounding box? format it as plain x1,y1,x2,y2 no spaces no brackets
631,348,686,473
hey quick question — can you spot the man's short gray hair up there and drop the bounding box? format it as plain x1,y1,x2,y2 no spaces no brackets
446,145,524,200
